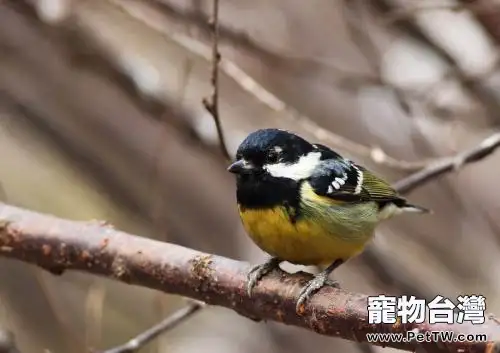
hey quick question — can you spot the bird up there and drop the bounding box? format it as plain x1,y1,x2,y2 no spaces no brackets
227,128,430,313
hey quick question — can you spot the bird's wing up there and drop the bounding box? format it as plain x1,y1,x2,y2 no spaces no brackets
308,156,404,205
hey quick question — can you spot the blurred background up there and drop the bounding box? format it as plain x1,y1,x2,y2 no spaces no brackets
1,0,500,352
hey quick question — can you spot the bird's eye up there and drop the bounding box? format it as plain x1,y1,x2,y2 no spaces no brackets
267,150,280,163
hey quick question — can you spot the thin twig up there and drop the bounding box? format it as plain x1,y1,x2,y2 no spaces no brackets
488,313,500,325
142,0,436,106
359,132,500,304
202,0,231,161
135,0,478,117
112,0,437,171
142,0,380,85
192,2,426,340
0,203,498,352
394,132,500,194
100,302,204,353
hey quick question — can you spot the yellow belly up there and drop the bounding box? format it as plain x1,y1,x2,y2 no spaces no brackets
239,205,374,265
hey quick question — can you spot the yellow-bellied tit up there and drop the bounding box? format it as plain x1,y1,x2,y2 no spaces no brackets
228,128,430,313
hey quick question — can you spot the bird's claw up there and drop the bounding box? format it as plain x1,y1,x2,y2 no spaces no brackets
296,275,339,314
246,258,280,297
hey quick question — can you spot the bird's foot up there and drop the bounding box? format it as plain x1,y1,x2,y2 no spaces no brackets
296,273,340,314
247,257,281,297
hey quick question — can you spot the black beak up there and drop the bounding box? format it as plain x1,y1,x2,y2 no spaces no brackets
227,159,253,174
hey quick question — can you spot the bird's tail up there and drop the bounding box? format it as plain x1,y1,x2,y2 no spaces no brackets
378,201,431,221
400,203,432,214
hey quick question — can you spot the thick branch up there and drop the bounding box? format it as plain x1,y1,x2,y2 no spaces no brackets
0,204,498,352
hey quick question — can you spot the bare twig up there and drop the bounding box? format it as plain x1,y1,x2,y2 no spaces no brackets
489,313,500,325
359,132,500,308
101,302,204,353
202,0,230,161
112,0,437,171
393,132,500,194
0,204,499,352
143,0,380,84
142,0,455,108
135,0,467,116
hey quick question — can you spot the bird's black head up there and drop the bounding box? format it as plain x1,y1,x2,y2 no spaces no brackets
228,129,325,209
227,128,322,182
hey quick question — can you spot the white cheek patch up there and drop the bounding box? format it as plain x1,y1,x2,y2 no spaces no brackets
264,151,321,180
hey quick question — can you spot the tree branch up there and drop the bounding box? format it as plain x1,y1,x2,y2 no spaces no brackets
357,132,500,303
112,0,438,172
202,0,231,161
0,204,498,352
100,302,204,353
393,132,500,194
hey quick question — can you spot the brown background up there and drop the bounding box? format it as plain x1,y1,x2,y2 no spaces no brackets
1,1,500,353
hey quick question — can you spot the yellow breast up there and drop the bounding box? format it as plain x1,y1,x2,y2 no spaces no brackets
238,205,372,266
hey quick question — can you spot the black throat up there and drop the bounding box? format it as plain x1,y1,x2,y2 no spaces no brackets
236,174,301,213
